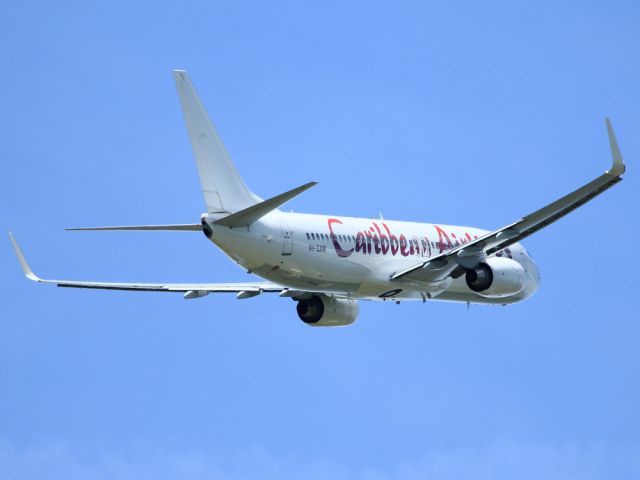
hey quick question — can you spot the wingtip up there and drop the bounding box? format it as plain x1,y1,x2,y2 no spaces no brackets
294,181,318,192
8,232,40,282
172,69,189,81
605,117,625,176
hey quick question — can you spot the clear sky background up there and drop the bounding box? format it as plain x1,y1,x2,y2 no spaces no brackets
1,1,639,478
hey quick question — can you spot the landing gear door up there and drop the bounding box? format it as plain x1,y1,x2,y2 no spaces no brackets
281,223,293,256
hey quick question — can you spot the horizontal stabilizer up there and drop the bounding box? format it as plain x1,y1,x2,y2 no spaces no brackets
66,224,202,231
215,181,317,228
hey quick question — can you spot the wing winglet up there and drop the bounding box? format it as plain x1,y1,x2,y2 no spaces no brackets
605,117,625,176
8,232,40,282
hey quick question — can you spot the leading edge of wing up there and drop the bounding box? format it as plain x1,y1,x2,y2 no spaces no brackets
8,232,282,294
66,224,202,232
392,118,627,282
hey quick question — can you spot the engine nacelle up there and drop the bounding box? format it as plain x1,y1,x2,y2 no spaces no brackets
465,257,525,298
296,295,359,327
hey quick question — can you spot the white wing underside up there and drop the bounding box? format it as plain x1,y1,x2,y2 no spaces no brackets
9,232,285,295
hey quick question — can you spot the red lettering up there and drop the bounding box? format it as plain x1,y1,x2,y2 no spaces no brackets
421,238,431,257
373,223,389,255
369,227,381,254
434,225,454,253
365,230,373,254
383,223,399,256
399,234,409,256
355,232,367,254
327,218,354,258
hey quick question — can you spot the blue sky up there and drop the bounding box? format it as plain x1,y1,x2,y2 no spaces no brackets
1,1,639,478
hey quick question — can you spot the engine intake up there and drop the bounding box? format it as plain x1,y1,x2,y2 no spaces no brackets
466,263,493,292
296,295,359,327
465,257,525,298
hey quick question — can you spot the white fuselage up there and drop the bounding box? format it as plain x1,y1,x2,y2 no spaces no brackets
205,211,541,304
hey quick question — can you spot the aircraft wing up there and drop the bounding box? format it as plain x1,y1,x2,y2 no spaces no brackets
66,224,202,231
9,232,284,298
392,118,626,284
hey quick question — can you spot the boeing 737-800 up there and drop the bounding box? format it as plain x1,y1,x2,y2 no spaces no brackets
9,70,627,326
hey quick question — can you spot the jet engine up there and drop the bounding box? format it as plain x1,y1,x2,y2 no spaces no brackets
465,257,525,298
296,295,359,327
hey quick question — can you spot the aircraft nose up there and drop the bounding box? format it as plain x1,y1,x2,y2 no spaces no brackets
521,249,541,298
530,260,541,287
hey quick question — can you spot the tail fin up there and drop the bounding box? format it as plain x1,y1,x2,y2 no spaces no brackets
173,70,260,213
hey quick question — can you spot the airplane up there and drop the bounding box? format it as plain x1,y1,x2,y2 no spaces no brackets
9,70,626,327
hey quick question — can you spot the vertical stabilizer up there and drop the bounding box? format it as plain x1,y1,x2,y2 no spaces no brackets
173,70,260,213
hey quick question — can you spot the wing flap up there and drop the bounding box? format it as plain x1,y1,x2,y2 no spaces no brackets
55,281,283,293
